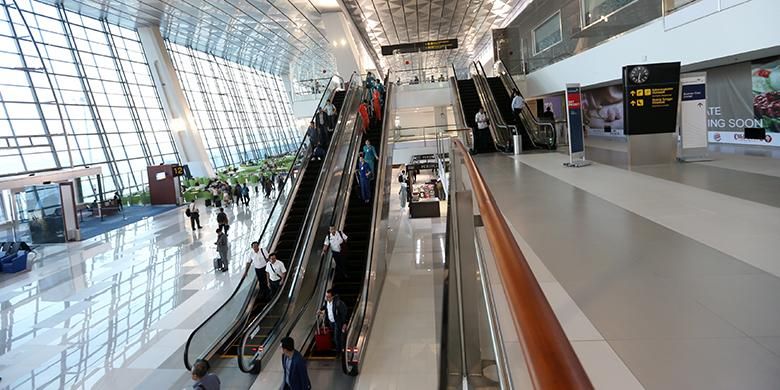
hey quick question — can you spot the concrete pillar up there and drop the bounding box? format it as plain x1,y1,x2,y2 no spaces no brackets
136,26,214,178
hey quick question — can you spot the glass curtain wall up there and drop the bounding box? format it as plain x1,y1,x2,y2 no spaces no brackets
0,0,178,201
166,42,299,169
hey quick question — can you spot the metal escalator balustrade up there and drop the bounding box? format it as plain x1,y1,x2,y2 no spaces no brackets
339,75,396,376
182,75,344,370
469,62,513,152
236,77,366,374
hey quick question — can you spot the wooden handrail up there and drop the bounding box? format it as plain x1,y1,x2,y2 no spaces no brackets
452,139,593,390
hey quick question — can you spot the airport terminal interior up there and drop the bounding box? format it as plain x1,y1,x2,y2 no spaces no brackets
0,0,779,389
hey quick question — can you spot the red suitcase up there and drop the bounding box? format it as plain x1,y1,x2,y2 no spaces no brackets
314,319,334,352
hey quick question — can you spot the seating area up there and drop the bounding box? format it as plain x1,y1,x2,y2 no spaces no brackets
0,241,31,274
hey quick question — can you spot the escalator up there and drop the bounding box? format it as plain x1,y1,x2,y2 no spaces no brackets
484,76,536,151
182,75,352,380
235,79,366,377
457,79,480,131
484,61,557,150
305,90,385,363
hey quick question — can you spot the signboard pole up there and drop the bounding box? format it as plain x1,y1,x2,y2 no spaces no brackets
564,83,591,168
678,72,711,162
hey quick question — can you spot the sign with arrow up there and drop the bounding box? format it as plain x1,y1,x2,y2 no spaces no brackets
622,62,681,135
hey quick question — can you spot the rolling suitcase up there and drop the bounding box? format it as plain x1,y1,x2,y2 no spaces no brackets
213,257,224,272
314,317,334,352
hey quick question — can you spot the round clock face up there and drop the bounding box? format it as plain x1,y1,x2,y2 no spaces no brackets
629,66,649,84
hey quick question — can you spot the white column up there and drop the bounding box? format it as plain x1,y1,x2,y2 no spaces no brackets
136,26,214,178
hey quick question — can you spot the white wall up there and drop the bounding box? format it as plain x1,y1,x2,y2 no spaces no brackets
525,0,780,97
292,94,320,120
392,83,452,109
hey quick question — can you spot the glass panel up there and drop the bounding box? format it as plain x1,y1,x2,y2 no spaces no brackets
533,12,562,54
582,0,638,26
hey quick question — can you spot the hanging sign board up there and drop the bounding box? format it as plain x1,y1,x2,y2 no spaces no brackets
622,62,682,135
381,39,458,55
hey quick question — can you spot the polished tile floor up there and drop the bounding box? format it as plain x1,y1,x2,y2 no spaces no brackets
353,169,445,390
0,192,281,390
477,153,780,390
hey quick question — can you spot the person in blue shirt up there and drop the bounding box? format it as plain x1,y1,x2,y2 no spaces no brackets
362,139,377,174
357,155,373,203
280,337,311,390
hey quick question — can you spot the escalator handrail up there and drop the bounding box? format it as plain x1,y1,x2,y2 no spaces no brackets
451,138,593,389
470,61,516,150
492,61,557,141
236,78,364,373
341,79,394,374
182,76,341,371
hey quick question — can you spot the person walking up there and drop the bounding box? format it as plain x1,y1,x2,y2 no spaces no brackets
248,241,270,299
264,176,274,198
277,174,286,194
474,107,489,154
357,156,373,203
358,100,370,134
216,207,229,234
241,183,250,206
191,359,221,390
215,227,229,272
318,289,349,353
322,225,348,278
210,186,220,207
188,201,202,231
265,253,286,296
399,171,408,209
362,139,377,174
280,337,311,390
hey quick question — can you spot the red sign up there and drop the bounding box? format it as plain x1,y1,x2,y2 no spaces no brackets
567,92,581,109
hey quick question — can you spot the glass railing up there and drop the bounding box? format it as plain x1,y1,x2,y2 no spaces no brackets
236,76,365,373
393,125,460,145
182,76,343,371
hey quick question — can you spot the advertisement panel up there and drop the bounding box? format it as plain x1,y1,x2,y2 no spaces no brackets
680,73,708,150
566,84,584,156
706,58,780,147
582,86,624,137
622,62,681,135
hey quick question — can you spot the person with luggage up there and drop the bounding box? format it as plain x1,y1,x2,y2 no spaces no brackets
280,337,311,390
187,201,202,231
248,241,270,299
265,253,286,296
318,289,349,353
215,227,228,272
357,156,373,203
191,359,221,390
216,207,229,234
322,225,348,278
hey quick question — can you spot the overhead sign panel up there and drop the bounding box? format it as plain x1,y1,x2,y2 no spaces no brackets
381,39,458,56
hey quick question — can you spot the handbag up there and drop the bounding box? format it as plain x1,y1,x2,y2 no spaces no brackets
185,208,191,217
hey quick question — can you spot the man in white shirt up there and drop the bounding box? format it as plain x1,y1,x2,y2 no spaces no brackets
318,289,349,352
511,90,526,132
324,99,337,131
247,241,270,299
321,225,348,278
265,253,286,297
474,107,489,154
187,201,202,230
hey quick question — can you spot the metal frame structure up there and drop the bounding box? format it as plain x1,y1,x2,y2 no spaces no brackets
0,0,179,202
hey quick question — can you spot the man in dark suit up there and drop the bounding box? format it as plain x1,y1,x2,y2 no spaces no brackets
318,289,349,352
280,337,311,390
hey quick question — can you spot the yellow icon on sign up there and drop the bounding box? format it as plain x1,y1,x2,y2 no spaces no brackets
637,99,644,107
645,89,651,96
636,89,644,97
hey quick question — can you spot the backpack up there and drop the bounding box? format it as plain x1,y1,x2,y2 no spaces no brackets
397,174,404,183
185,208,191,217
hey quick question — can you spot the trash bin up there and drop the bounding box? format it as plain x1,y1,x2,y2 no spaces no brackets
513,129,521,155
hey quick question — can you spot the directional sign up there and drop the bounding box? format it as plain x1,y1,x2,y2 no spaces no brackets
381,39,458,55
622,62,681,135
